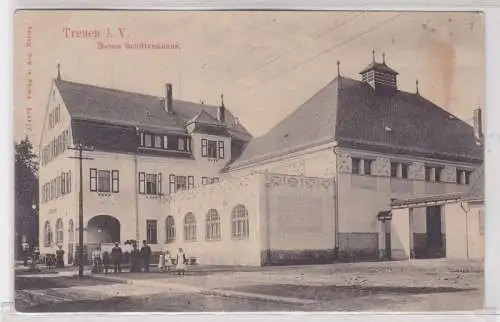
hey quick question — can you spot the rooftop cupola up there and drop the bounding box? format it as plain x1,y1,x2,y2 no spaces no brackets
359,50,399,92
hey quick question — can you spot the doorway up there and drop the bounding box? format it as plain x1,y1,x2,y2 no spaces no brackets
425,206,445,258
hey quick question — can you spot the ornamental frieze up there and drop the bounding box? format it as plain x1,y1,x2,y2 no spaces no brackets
337,152,351,173
375,157,390,176
410,162,425,180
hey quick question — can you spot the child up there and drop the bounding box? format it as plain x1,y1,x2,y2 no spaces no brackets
164,250,173,272
158,251,165,272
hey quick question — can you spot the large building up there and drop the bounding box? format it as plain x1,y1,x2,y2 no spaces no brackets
38,54,484,266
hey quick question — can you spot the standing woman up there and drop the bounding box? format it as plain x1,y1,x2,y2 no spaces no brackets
176,248,187,276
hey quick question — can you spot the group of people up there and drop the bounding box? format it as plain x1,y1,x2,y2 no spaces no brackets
94,240,188,275
22,242,65,270
158,248,188,275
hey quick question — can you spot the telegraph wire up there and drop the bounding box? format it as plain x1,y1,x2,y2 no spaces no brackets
234,12,365,82
245,13,404,91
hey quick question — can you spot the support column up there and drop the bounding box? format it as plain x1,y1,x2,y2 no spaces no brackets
391,208,411,260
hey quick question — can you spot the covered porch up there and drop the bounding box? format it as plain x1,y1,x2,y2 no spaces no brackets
388,193,464,260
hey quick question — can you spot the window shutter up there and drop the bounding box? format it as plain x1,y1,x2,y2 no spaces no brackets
157,173,162,195
163,135,168,149
89,168,97,191
218,141,225,159
139,172,145,194
201,139,208,157
188,176,194,190
112,170,119,193
61,172,66,195
169,174,176,194
68,170,72,193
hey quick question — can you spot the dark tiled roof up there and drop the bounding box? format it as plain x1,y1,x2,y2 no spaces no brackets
228,76,483,169
359,62,399,75
56,79,252,142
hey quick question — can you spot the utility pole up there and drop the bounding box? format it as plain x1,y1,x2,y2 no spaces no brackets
69,143,93,277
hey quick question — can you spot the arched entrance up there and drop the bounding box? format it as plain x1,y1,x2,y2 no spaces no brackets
87,215,121,244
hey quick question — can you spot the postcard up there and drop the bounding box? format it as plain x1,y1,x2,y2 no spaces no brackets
13,10,484,312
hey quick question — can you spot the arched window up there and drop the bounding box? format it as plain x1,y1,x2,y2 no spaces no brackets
55,219,64,245
44,221,52,247
231,205,249,240
68,219,74,242
206,209,221,241
184,213,197,241
165,216,176,243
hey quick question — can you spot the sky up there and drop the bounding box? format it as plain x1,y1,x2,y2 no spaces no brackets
13,11,484,149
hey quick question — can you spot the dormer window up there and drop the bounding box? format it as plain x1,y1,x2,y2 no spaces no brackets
154,135,162,148
178,137,185,151
144,134,152,147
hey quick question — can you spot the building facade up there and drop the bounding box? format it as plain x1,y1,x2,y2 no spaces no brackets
38,55,483,266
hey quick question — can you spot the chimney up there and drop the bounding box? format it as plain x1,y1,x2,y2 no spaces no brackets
217,93,226,123
164,83,173,113
473,107,483,141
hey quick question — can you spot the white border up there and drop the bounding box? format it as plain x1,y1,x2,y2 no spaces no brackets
3,1,500,321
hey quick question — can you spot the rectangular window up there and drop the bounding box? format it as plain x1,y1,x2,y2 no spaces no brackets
154,135,162,148
140,132,145,146
465,171,471,185
178,137,185,151
112,170,119,193
157,173,162,195
207,140,217,158
144,134,152,147
169,174,176,194
435,167,442,182
390,162,398,177
139,172,145,194
67,171,72,193
218,141,225,159
89,168,97,191
61,173,66,195
213,177,219,183
202,177,208,185
146,173,158,195
188,176,194,190
146,220,158,244
187,137,192,151
351,157,361,174
163,135,168,149
201,139,208,157
98,170,111,192
401,163,409,179
363,160,373,175
176,176,187,191
425,166,432,181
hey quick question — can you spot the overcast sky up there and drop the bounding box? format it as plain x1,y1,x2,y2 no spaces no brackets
14,11,484,147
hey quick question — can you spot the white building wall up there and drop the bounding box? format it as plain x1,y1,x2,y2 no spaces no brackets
261,174,335,264
165,173,262,266
38,81,77,258
444,202,484,261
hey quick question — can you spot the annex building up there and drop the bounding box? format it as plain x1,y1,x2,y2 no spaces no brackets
38,54,484,266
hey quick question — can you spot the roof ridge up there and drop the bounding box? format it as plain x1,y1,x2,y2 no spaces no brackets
56,78,220,109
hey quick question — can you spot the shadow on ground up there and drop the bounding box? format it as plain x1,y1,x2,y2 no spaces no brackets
220,284,476,301
15,275,125,290
16,292,301,312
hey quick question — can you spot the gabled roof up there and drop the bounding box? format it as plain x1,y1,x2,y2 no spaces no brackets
55,79,252,142
186,110,224,127
227,76,483,170
359,62,399,75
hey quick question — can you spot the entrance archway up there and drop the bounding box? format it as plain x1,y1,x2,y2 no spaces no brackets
87,215,121,244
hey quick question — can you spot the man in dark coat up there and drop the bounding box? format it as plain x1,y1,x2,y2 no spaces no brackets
111,242,122,274
56,244,65,268
140,240,152,272
129,242,141,273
